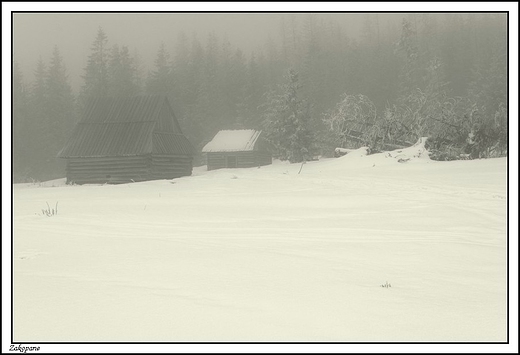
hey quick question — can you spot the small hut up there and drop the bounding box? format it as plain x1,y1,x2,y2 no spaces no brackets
202,129,272,171
58,96,194,184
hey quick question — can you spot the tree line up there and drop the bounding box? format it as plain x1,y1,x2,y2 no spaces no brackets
13,14,507,182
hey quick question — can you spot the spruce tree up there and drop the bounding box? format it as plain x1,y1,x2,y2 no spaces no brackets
46,45,75,156
396,18,421,97
170,32,190,124
262,69,315,163
108,44,139,97
27,57,49,179
13,61,30,181
81,27,109,103
242,53,264,128
146,42,172,95
180,35,206,149
199,33,221,131
131,48,145,95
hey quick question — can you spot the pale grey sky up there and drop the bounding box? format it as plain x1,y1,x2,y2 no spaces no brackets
13,13,391,92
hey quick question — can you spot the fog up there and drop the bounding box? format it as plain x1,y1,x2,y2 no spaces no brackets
11,11,508,182
6,8,515,352
13,13,401,91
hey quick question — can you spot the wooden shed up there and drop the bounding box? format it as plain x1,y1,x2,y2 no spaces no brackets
202,129,272,171
57,96,194,184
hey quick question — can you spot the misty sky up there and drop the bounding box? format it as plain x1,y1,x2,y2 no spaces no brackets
13,13,402,92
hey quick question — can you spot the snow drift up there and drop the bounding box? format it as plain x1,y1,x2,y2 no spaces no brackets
12,140,507,342
330,137,430,170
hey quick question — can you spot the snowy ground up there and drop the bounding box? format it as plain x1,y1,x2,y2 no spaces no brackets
12,144,508,342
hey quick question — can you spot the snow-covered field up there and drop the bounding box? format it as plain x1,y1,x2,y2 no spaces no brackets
12,144,508,342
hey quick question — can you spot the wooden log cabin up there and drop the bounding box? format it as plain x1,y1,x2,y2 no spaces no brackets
202,130,272,171
57,96,195,184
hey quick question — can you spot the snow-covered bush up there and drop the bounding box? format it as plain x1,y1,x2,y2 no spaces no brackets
469,103,507,158
322,94,379,151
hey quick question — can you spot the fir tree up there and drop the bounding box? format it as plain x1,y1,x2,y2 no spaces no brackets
46,45,75,155
169,32,192,136
131,48,145,95
81,27,109,102
27,57,49,179
31,57,48,109
262,69,315,163
30,57,49,134
108,44,139,97
199,32,222,131
396,18,421,97
240,52,264,129
13,61,30,181
146,42,172,95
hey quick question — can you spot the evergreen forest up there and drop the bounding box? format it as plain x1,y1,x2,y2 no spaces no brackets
13,13,508,182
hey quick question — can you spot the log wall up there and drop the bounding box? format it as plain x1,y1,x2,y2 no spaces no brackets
150,155,192,180
66,154,192,184
206,151,272,171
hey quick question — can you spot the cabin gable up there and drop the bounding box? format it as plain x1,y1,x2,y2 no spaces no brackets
58,96,194,184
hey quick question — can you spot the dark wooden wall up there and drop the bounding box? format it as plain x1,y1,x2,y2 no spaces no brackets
150,155,192,180
66,154,192,184
206,151,272,171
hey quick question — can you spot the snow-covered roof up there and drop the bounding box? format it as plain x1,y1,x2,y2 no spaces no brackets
202,130,262,153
